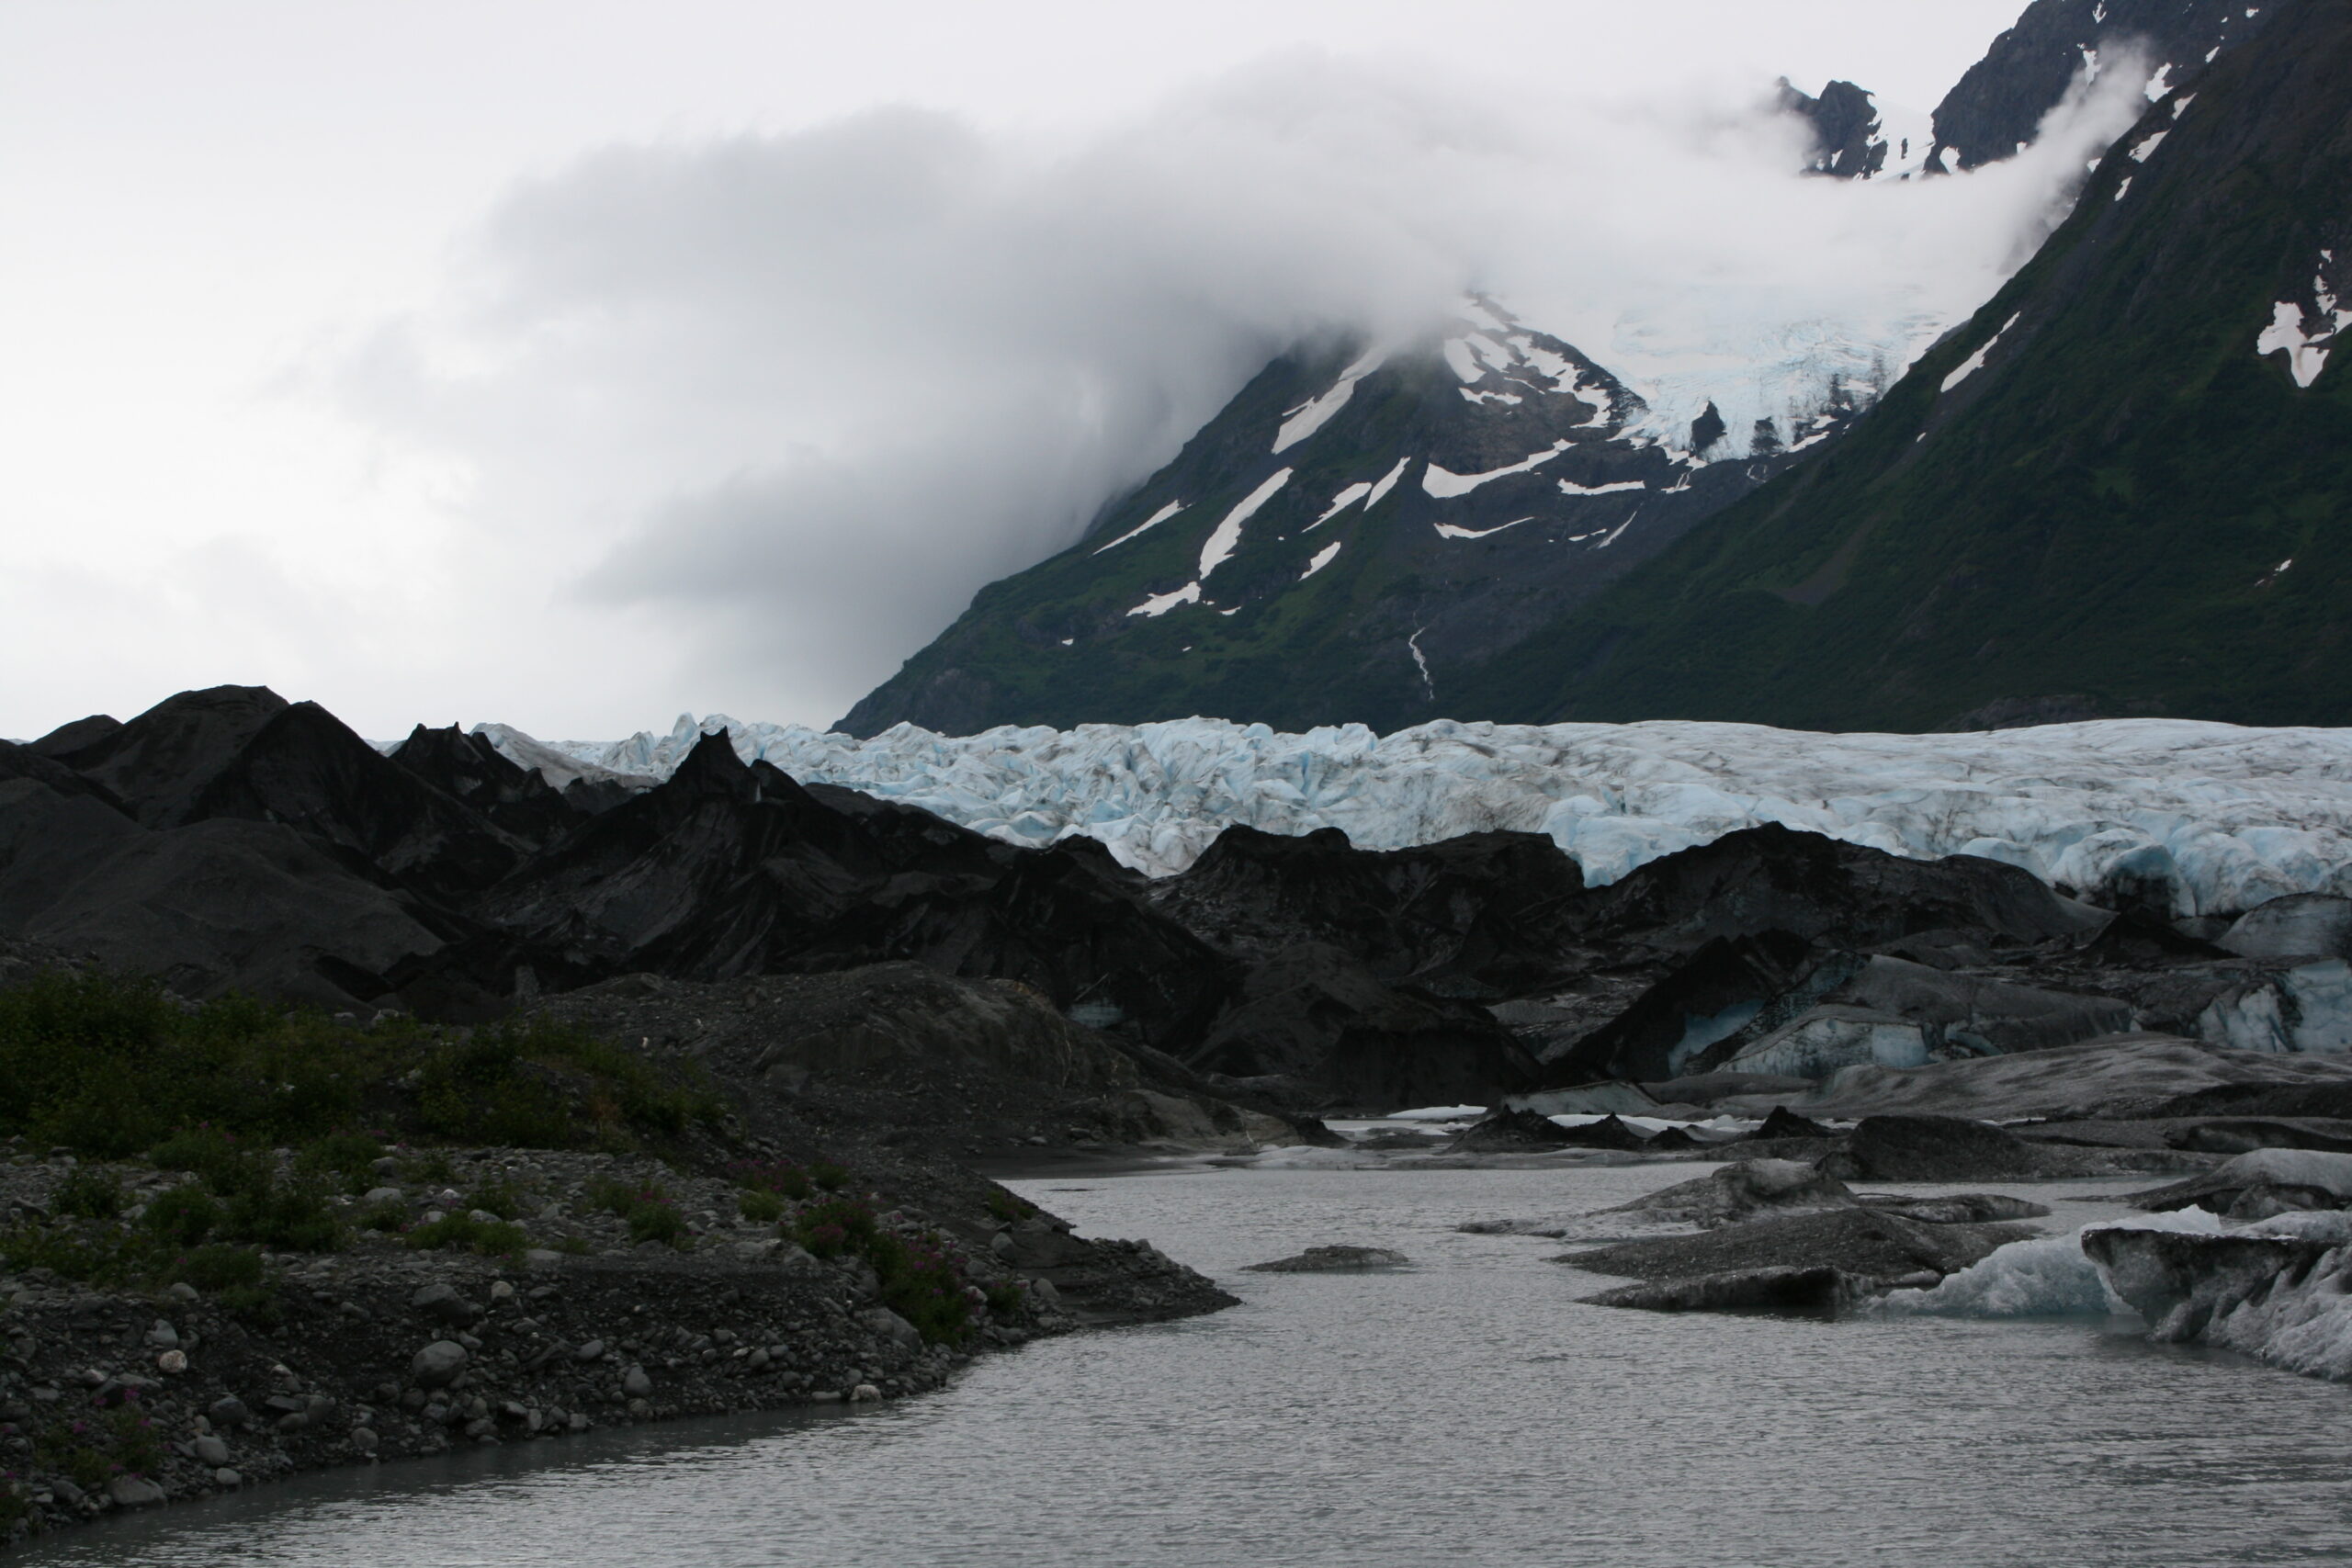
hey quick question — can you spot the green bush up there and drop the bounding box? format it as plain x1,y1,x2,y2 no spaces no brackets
984,1189,1035,1224
221,1175,343,1253
730,1159,811,1199
463,1181,526,1220
809,1161,851,1193
407,1213,527,1257
294,1132,383,1193
51,1167,124,1220
737,1189,785,1223
587,1178,689,1248
356,1199,408,1233
149,1127,268,1198
141,1185,220,1248
164,1244,264,1292
789,1199,969,1343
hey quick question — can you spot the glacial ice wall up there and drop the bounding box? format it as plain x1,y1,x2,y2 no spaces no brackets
478,715,2352,919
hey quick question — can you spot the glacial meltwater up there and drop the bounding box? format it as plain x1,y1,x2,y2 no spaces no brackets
21,1164,2352,1567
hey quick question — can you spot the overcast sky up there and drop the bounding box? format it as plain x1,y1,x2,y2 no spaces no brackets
2,0,2054,742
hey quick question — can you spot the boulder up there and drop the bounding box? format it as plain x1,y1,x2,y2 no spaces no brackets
1747,1106,1834,1141
1823,1114,2045,1182
410,1341,468,1390
410,1283,479,1325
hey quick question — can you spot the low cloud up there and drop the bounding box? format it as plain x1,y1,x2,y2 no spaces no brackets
334,50,2155,729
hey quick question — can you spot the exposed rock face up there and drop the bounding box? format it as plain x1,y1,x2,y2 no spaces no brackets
1927,0,2272,172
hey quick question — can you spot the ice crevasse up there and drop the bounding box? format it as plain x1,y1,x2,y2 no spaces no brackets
475,716,2352,919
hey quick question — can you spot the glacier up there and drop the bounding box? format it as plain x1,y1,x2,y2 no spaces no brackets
467,715,2352,919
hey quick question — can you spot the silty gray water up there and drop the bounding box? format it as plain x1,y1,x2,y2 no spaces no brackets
19,1162,2352,1567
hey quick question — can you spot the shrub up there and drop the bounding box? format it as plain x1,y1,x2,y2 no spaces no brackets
738,1189,785,1223
221,1175,344,1253
294,1132,383,1193
984,1189,1035,1224
407,1213,527,1257
51,1167,124,1221
729,1159,811,1199
463,1181,526,1221
166,1244,265,1292
792,1198,877,1259
356,1199,408,1233
587,1178,690,1248
809,1161,851,1193
141,1185,220,1248
150,1127,267,1198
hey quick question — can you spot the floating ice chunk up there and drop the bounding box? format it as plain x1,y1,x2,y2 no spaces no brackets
1312,481,1374,527
1879,1213,2225,1318
1940,312,2021,394
1389,1104,1486,1122
1300,541,1342,580
1198,469,1292,580
1093,500,1184,555
1363,457,1412,510
1556,479,1645,496
1423,441,1570,498
1125,581,1202,618
1433,516,1534,541
1273,349,1388,454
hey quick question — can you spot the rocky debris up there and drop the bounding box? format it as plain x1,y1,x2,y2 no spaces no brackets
1241,1246,1410,1273
1559,1208,2038,1290
1579,1265,1859,1314
2123,1150,2352,1219
1545,1115,1654,1152
0,1131,1233,1546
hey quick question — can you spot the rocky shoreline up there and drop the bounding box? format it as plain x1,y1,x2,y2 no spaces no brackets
0,1131,1231,1547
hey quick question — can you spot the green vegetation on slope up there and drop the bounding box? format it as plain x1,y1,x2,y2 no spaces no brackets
1451,2,2352,730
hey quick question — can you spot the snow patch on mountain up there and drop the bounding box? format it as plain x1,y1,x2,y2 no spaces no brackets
1941,312,2021,394
1272,348,1388,454
482,715,2352,918
1197,468,1291,579
2256,252,2348,389
1093,499,1185,555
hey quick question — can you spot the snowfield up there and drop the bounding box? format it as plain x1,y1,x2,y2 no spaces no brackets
475,716,2352,919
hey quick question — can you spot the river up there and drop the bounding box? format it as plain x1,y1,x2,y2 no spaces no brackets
19,1161,2352,1566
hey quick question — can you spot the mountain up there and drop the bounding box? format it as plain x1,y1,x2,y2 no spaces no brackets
1928,0,2276,171
1450,0,2352,730
839,300,1870,736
